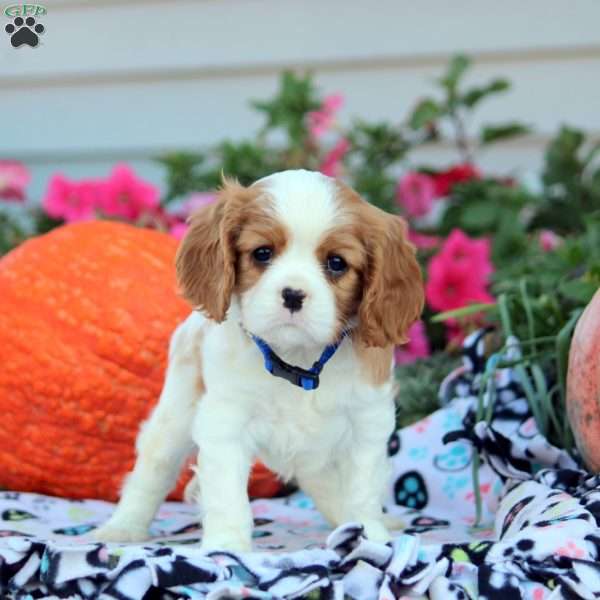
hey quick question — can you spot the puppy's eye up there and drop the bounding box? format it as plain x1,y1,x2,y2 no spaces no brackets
326,254,347,276
252,246,273,264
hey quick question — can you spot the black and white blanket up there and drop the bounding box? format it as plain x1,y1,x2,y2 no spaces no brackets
1,331,599,599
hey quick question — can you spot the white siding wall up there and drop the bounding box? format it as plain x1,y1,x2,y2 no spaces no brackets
2,0,600,199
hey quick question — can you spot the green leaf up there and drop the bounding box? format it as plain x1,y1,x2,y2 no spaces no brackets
394,352,461,428
350,167,398,213
155,151,207,203
542,125,586,189
460,200,499,230
217,140,280,186
439,54,471,91
582,139,600,169
461,79,510,108
480,122,531,145
348,120,410,162
431,303,497,322
498,293,514,337
559,279,598,303
408,99,442,130
252,70,321,145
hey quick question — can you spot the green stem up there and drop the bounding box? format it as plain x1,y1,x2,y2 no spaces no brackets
472,452,483,526
530,363,549,436
513,336,559,347
515,363,546,438
519,278,537,354
471,371,487,526
485,366,498,424
448,106,473,163
498,294,514,338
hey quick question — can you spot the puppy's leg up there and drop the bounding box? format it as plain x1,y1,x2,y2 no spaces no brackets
338,443,392,543
93,324,200,543
296,468,344,526
336,400,395,543
192,399,253,552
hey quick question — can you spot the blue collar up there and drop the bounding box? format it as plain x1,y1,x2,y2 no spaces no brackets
250,331,349,391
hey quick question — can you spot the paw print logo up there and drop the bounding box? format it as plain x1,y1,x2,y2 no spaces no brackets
5,16,44,48
442,474,470,499
394,471,428,509
433,441,472,472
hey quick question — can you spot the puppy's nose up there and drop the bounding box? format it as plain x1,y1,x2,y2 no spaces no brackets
281,287,306,313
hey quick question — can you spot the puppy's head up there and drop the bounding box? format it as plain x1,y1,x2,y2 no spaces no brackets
176,170,424,350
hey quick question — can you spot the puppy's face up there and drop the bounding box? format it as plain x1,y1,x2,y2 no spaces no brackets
176,170,424,350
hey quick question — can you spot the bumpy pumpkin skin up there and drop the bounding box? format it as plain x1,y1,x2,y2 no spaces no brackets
567,288,600,472
0,221,195,500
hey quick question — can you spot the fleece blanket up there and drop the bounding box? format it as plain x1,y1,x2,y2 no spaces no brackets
1,331,600,599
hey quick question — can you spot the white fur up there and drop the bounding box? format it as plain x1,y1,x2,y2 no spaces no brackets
94,170,395,551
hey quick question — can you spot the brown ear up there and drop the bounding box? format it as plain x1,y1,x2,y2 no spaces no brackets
175,179,247,322
357,213,424,347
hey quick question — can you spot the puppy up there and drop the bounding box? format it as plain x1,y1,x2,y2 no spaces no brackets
94,169,424,551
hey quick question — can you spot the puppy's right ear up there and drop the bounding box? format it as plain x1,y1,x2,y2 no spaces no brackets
175,179,246,322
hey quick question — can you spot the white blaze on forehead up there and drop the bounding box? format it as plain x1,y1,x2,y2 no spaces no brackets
256,170,341,245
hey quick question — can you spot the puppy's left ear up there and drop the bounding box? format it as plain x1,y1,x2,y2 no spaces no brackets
358,214,424,347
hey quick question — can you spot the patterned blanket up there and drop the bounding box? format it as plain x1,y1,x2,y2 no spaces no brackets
1,331,599,599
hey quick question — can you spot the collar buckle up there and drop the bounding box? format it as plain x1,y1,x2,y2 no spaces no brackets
269,352,320,391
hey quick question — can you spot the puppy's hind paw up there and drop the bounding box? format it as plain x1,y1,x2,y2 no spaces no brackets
92,521,149,544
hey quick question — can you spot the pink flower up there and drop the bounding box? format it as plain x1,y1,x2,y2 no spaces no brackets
181,192,216,216
170,221,189,240
0,160,30,202
99,164,159,220
425,229,494,313
42,174,101,222
397,172,437,218
408,230,442,250
319,138,350,177
168,192,216,239
307,93,344,139
394,320,430,365
539,230,562,252
323,94,344,113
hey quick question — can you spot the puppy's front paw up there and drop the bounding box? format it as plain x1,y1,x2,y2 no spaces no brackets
361,519,391,544
201,531,252,553
92,521,149,544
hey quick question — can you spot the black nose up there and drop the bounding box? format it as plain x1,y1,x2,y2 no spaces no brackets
281,287,305,313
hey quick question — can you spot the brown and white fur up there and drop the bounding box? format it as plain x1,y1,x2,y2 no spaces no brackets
94,169,424,552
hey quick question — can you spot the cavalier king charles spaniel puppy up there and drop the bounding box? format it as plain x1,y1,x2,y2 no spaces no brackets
94,169,424,551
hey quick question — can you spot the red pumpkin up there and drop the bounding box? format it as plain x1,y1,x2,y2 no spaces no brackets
567,288,600,471
0,221,282,500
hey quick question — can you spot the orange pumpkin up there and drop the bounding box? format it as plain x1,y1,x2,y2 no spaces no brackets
0,221,282,500
567,288,600,471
